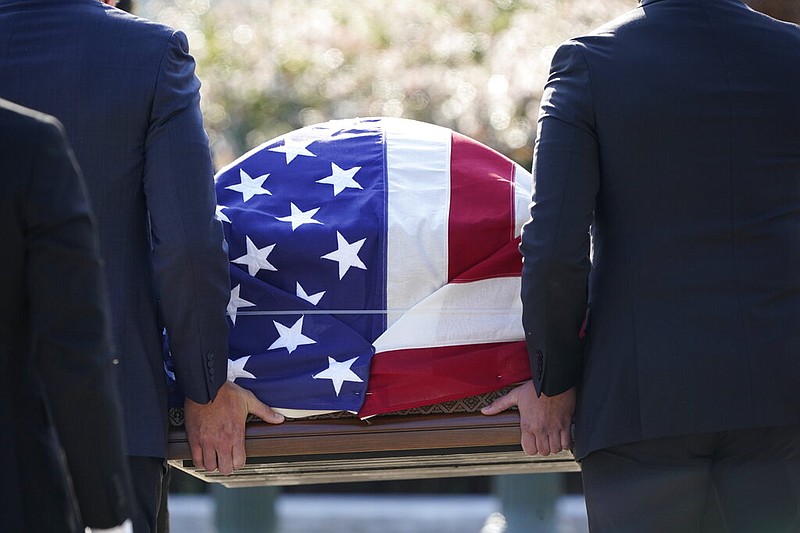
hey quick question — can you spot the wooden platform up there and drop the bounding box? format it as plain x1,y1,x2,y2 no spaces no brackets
167,411,579,487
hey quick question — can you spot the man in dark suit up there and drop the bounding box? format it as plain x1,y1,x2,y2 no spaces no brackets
483,0,800,530
0,1,284,531
0,97,132,532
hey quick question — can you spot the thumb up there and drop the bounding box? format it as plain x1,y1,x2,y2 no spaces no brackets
245,391,285,424
481,391,517,416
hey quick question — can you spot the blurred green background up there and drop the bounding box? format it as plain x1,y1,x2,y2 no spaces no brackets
138,0,633,171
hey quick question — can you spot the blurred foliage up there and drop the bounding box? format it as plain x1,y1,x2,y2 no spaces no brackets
140,0,633,170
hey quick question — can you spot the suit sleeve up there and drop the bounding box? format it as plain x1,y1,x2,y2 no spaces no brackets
27,120,132,528
520,41,599,397
143,30,230,404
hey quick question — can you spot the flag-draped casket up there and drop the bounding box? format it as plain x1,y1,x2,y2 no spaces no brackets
213,117,533,419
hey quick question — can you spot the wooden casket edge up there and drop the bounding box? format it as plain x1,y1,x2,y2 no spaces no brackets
167,411,580,486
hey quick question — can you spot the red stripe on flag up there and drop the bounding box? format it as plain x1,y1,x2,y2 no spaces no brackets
451,238,523,283
448,133,516,282
358,342,532,418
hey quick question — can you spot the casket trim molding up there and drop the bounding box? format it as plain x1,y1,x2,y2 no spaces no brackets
167,411,579,486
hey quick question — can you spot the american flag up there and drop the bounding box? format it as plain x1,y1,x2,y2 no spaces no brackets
214,117,532,418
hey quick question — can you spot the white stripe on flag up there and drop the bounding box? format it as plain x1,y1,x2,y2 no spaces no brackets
273,407,340,418
383,117,452,328
513,163,533,238
372,277,524,353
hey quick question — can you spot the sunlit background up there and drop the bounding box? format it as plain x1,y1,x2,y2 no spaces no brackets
138,0,633,170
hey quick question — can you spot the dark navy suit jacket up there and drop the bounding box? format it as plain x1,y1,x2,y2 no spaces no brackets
0,98,131,531
0,0,230,458
521,0,800,458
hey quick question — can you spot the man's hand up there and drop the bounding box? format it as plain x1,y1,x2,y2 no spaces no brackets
481,381,576,456
183,380,284,475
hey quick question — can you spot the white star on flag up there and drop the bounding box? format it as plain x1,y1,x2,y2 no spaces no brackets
268,316,316,354
226,168,272,202
321,232,368,280
269,137,316,164
313,356,364,396
296,282,325,306
216,205,231,224
232,236,277,276
276,203,323,231
316,163,363,196
228,356,256,381
227,285,256,325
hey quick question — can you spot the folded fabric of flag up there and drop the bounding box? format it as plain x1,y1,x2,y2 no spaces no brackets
212,117,532,418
